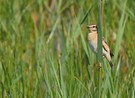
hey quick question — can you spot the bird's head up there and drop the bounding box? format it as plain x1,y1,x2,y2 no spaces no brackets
87,24,98,33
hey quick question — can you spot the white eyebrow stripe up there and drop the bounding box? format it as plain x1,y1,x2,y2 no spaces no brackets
90,25,96,27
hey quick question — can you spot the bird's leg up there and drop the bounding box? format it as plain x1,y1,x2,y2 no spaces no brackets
98,62,102,68
95,54,102,68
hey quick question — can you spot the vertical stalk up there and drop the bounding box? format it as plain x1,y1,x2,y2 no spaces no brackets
97,0,104,98
97,0,103,63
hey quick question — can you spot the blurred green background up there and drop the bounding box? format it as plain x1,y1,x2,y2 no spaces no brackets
0,0,135,97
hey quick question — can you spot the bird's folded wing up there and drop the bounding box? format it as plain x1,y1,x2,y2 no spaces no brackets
102,39,110,53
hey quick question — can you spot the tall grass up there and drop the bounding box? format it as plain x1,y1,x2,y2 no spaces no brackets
0,0,135,98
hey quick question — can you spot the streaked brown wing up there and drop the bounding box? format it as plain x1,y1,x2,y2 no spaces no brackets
102,39,110,53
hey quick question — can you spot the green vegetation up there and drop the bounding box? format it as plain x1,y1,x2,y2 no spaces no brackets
0,0,135,97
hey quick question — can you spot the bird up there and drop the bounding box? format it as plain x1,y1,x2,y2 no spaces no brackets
87,24,114,67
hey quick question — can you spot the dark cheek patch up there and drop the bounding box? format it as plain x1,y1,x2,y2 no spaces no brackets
92,30,97,32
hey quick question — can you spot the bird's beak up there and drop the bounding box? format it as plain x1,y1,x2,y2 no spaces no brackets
87,25,90,28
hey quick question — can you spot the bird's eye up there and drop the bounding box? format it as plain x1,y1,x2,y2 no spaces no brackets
93,26,96,28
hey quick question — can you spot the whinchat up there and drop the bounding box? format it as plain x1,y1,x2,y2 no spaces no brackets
87,24,113,67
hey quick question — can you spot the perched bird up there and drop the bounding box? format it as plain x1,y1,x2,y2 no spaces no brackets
87,24,114,67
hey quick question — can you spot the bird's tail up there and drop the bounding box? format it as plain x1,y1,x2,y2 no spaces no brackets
109,61,113,67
